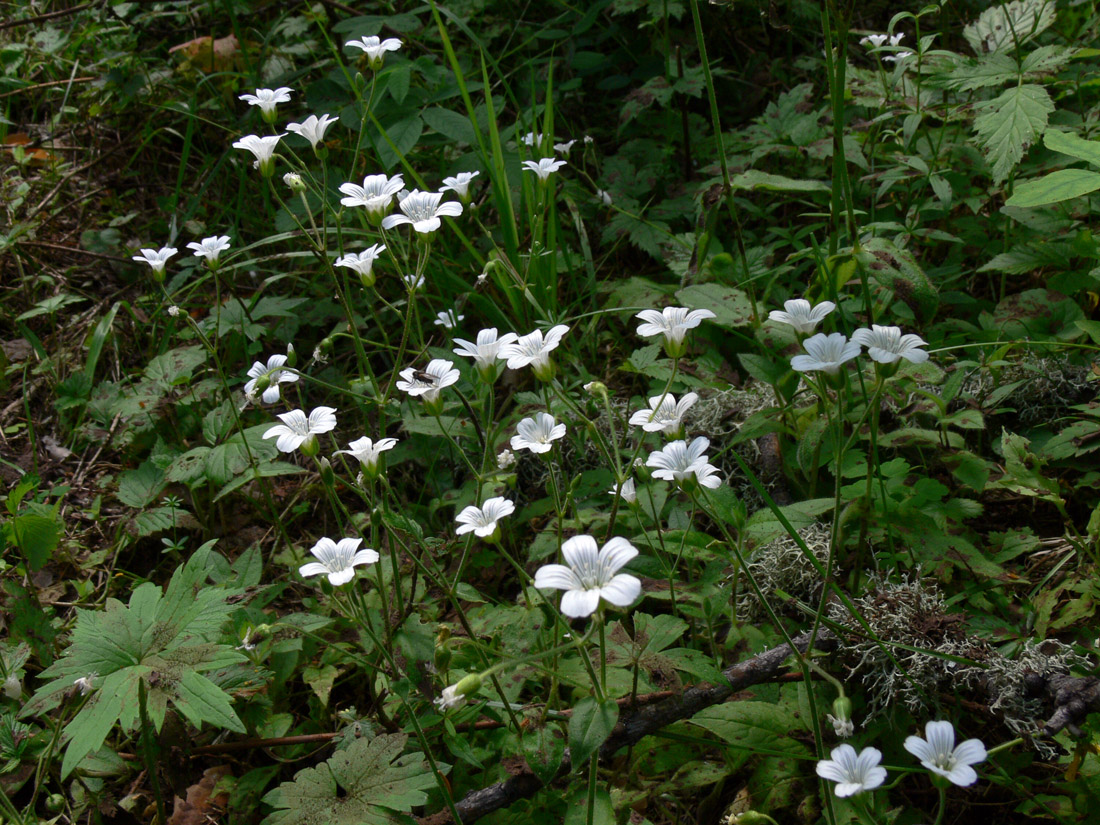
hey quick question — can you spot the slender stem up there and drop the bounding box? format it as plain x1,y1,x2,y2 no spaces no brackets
138,679,166,825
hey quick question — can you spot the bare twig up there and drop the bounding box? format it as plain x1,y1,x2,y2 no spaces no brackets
0,2,95,31
0,76,97,100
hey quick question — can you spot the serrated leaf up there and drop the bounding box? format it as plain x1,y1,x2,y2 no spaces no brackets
568,697,618,768
858,237,940,323
938,53,1018,91
117,461,166,508
964,0,1056,55
973,84,1053,184
261,734,437,825
688,700,810,755
144,345,207,391
978,241,1072,273
8,513,60,571
1006,169,1100,207
130,505,194,537
175,670,246,732
166,446,212,484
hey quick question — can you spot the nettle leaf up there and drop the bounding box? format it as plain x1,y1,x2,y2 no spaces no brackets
963,0,1056,55
937,53,1018,91
973,84,1053,184
23,542,246,778
144,345,207,391
261,734,437,825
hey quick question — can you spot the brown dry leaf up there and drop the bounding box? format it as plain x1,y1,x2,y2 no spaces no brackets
167,765,232,825
168,34,240,73
3,132,59,166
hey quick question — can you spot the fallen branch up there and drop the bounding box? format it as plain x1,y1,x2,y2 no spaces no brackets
418,628,837,825
1033,672,1100,738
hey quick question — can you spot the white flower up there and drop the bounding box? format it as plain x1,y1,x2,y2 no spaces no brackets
381,190,463,234
434,684,465,710
583,135,594,144
403,272,425,290
262,406,337,454
299,537,379,586
521,131,543,146
635,307,715,355
346,35,402,68
859,34,889,47
851,324,929,364
284,172,305,191
286,113,338,149
522,157,567,180
440,171,480,198
396,359,461,403
73,673,97,695
167,305,181,317
883,51,914,63
497,449,516,469
827,714,855,738
3,675,20,699
790,332,861,374
647,437,721,488
889,33,905,46
553,139,576,155
453,328,518,372
904,720,986,787
815,745,887,797
339,174,405,215
596,189,613,206
609,478,636,504
132,246,177,275
232,134,285,175
239,87,293,115
336,244,387,282
434,309,464,329
500,324,569,380
186,235,231,264
455,496,515,537
334,436,397,473
768,298,835,334
629,392,698,434
244,353,299,404
533,535,642,618
511,412,566,454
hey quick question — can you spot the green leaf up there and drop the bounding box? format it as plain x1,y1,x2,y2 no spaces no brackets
143,346,207,391
1044,128,1100,167
130,505,192,537
117,460,166,508
568,697,619,768
1006,169,1100,207
8,513,60,571
521,726,565,785
375,115,423,171
675,284,752,328
728,170,829,194
744,499,834,544
174,670,246,732
688,700,810,756
261,734,437,825
973,84,1054,184
166,446,212,485
858,237,940,323
422,107,477,145
963,0,1055,55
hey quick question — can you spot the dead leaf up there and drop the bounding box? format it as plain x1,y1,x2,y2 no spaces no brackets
167,765,232,825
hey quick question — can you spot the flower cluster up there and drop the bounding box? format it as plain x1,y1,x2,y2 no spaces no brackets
816,720,986,798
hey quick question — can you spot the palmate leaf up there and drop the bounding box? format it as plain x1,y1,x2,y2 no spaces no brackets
973,84,1054,184
22,541,246,777
261,734,438,825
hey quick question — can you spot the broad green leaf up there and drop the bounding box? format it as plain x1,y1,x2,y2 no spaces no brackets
689,700,811,756
117,460,166,508
166,446,212,484
261,734,437,825
568,697,619,768
375,115,423,171
144,345,207,391
564,787,614,825
963,0,1055,55
744,498,834,544
729,170,829,194
522,726,565,785
973,84,1054,184
676,284,753,328
130,505,192,537
7,513,60,571
1006,169,1100,207
1043,128,1100,167
422,107,477,145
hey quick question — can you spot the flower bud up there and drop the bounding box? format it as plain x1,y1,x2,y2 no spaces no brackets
45,794,65,813
284,172,306,192
454,672,483,698
285,343,297,368
299,434,320,457
318,456,335,486
2,675,20,700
